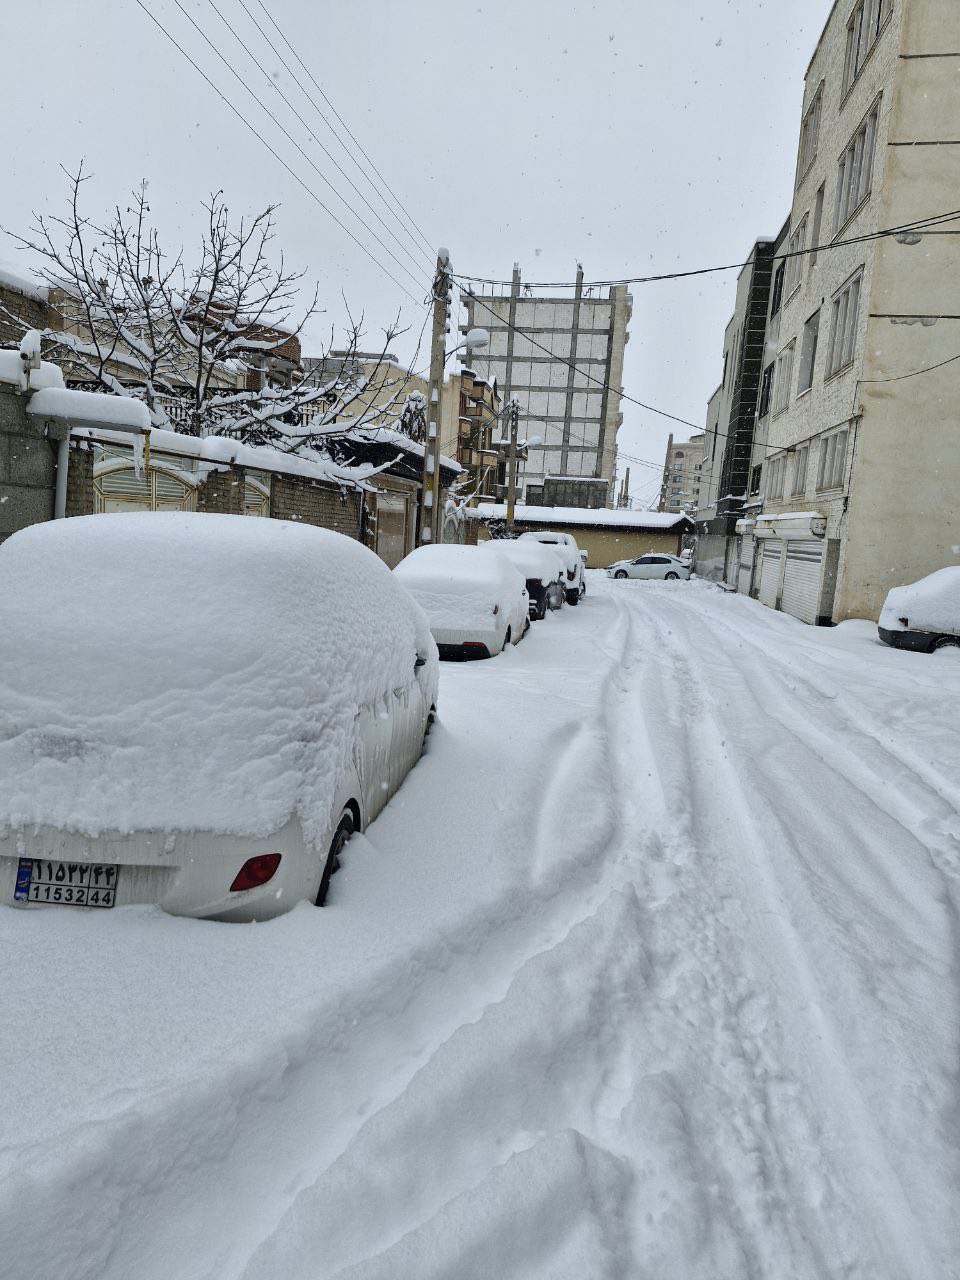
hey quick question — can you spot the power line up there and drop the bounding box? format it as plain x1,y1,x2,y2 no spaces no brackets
859,348,960,384
251,0,437,263
216,0,436,278
453,209,960,290
136,0,427,303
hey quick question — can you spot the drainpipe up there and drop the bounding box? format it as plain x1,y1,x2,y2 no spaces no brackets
44,422,72,519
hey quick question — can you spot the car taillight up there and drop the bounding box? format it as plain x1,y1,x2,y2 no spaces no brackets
899,616,909,627
230,853,281,892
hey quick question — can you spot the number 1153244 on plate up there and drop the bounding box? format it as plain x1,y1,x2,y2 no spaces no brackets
15,859,120,908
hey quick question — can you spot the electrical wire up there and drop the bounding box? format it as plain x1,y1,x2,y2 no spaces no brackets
251,0,437,262
133,0,426,304
453,208,960,290
169,0,430,295
211,0,436,279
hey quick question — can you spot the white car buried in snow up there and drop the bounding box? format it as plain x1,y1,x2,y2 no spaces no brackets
479,537,566,620
394,544,529,659
517,531,586,604
878,567,960,653
0,513,439,922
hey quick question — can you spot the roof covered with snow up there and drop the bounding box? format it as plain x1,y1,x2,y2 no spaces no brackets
0,513,435,841
472,503,692,530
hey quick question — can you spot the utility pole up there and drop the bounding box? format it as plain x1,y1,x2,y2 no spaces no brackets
505,396,520,533
419,249,452,545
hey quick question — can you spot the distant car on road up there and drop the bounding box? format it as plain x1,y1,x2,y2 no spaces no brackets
0,513,439,921
518,531,586,604
480,537,565,620
395,544,529,659
607,553,691,581
878,568,960,653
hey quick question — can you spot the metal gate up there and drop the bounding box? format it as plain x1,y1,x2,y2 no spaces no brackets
375,493,408,568
737,538,755,596
780,539,825,624
724,538,739,588
757,541,782,608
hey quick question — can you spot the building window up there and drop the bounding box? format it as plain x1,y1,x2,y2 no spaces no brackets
758,362,775,418
797,83,823,182
826,270,863,376
770,261,785,317
772,341,795,417
798,309,820,394
721,350,729,388
843,0,893,97
817,429,849,490
750,464,762,496
791,445,810,496
767,453,787,500
835,99,880,233
783,215,808,302
809,184,825,271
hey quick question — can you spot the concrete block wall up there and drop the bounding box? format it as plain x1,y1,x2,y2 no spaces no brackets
198,467,245,515
65,444,95,518
0,385,55,544
270,473,363,540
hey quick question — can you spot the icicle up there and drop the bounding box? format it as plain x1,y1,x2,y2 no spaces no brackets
132,433,145,479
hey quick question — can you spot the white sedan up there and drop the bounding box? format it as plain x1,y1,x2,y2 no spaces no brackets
607,553,691,581
394,544,529,658
0,512,439,921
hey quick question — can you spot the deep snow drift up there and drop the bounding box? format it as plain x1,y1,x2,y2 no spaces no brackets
1,577,958,1279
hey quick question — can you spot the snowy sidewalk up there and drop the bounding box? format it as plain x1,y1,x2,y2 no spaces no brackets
1,577,958,1279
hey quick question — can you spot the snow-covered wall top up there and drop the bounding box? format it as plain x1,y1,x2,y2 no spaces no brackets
0,351,64,392
27,387,152,432
0,260,48,304
473,504,691,530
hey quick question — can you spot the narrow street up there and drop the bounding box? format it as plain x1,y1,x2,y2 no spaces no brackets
2,576,958,1280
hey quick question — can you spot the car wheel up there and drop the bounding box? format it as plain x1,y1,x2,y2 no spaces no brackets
502,626,512,652
665,571,679,580
614,569,628,580
317,808,355,907
579,580,586,598
565,589,579,605
932,636,960,652
536,598,548,621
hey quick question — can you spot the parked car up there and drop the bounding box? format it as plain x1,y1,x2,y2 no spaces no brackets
878,567,960,653
0,513,439,922
480,537,565,620
607,553,691,581
518,531,586,604
394,544,529,658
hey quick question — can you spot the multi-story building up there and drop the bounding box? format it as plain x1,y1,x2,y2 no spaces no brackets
461,266,631,503
301,350,428,429
439,367,503,502
700,0,960,623
659,432,706,515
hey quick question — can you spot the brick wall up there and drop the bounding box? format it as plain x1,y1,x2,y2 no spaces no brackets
198,467,245,515
65,444,95,517
0,385,55,544
0,284,52,349
270,473,363,540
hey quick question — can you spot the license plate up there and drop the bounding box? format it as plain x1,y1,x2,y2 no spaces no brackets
14,859,119,908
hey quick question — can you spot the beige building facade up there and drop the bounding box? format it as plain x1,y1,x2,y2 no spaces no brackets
706,0,959,623
659,433,705,514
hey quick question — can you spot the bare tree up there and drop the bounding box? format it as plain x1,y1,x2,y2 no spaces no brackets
1,168,421,452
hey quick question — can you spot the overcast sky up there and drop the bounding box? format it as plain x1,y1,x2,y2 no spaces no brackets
4,0,835,508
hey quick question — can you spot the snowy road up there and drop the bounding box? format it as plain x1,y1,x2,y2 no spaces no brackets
2,576,959,1279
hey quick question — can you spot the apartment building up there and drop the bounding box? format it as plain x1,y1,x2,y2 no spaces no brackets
439,368,503,502
659,432,706,514
461,266,631,503
701,0,959,623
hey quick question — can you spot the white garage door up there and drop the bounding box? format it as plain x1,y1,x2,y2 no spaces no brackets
757,541,782,608
738,538,755,597
780,539,825,624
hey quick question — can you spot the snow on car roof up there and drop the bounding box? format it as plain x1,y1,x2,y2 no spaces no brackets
479,537,562,586
879,566,960,634
394,544,525,631
0,513,433,841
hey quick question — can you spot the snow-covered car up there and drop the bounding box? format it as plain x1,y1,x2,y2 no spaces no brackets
518,531,585,604
878,567,960,653
0,513,439,922
607,553,691,581
480,537,565,620
394,544,529,658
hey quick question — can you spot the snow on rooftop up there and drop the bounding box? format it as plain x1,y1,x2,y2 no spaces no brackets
27,386,151,432
0,259,48,303
0,513,433,842
473,503,691,529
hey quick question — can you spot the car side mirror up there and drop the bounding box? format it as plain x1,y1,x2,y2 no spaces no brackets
579,551,588,565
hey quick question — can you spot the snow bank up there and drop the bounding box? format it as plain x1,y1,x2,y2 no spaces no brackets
394,544,523,631
879,566,960,634
26,386,151,431
0,513,433,840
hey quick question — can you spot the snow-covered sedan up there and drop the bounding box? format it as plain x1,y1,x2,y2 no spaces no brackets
0,513,439,922
394,544,529,658
480,537,565,619
878,567,960,653
607,553,691,581
518,531,585,604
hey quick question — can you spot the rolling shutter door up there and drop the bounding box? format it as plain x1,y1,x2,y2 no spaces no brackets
757,541,782,608
780,539,824,624
737,538,755,596
724,539,739,587
375,493,408,569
